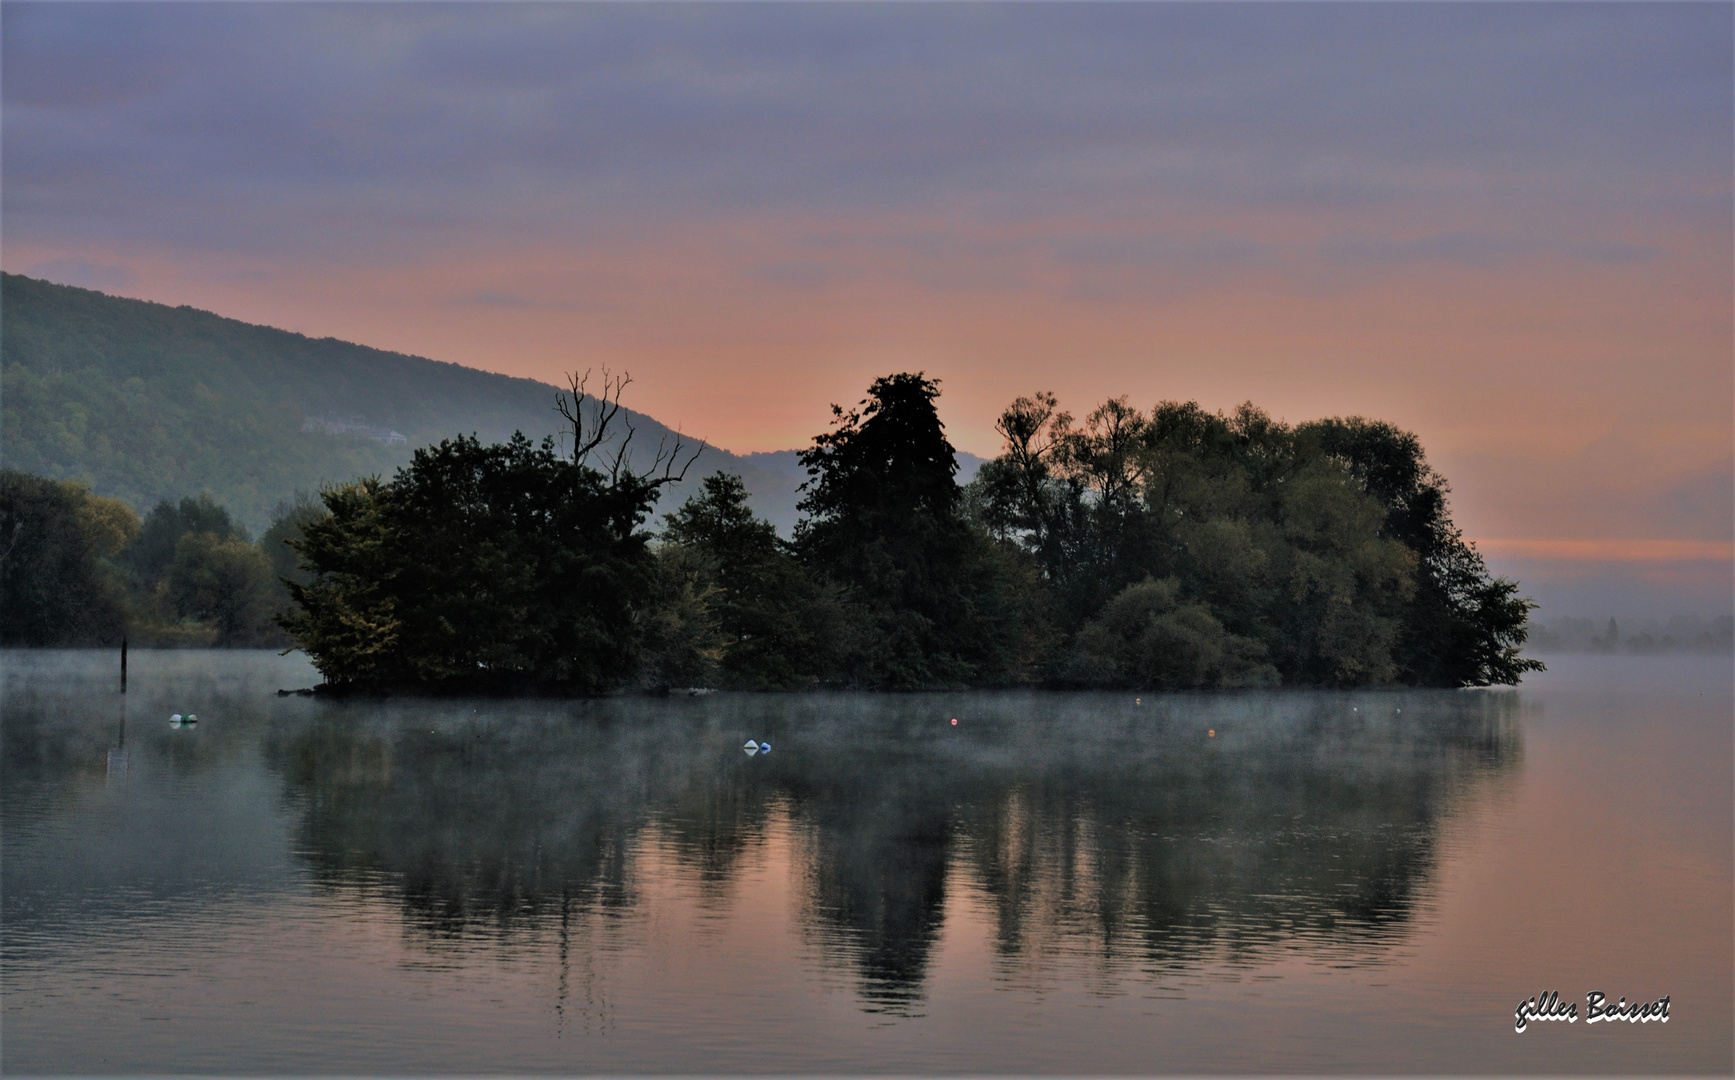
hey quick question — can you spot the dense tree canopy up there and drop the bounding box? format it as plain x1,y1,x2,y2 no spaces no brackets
8,365,1540,692
126,493,249,583
660,473,838,689
0,471,296,647
281,433,666,692
165,532,282,645
268,373,1536,692
1297,417,1538,685
795,373,1035,688
969,394,1539,687
0,470,134,645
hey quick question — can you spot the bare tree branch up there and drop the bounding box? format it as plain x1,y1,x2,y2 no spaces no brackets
645,429,705,488
554,367,705,487
554,368,630,466
608,414,636,484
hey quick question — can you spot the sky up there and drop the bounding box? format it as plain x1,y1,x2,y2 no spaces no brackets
4,3,1731,616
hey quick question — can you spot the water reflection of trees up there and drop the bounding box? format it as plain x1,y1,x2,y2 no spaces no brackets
270,705,658,942
268,690,1520,1011
784,758,955,1013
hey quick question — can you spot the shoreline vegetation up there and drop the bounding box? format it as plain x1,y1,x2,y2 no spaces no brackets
6,370,1550,693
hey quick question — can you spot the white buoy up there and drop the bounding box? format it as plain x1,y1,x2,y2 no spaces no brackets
743,740,760,757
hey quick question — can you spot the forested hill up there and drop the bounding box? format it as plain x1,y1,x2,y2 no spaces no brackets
2,273,981,533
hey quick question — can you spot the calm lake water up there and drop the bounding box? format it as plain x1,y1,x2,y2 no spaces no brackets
3,649,1729,1075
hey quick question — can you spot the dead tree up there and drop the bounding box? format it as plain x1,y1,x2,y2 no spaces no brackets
555,368,704,489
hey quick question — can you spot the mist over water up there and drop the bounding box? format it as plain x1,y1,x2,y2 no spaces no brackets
4,650,1728,1074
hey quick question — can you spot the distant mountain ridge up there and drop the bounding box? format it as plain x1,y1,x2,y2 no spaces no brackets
0,273,981,534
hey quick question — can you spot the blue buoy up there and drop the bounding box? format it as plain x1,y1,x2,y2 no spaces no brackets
758,741,771,754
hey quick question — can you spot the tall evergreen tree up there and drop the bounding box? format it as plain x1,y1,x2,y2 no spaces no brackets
797,373,1026,687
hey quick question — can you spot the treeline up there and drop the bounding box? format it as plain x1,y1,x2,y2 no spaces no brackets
0,470,322,647
276,372,1538,692
1528,615,1734,655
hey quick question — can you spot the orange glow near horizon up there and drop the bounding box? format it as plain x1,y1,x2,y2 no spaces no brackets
5,3,1728,610
1473,540,1735,563
9,206,1725,559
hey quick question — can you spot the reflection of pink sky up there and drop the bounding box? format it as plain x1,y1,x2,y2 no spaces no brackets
17,664,1729,1073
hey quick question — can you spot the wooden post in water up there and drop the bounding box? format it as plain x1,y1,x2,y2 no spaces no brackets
107,696,129,781
121,638,128,693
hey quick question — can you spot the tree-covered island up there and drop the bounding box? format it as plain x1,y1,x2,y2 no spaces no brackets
0,368,1537,690
272,371,1539,692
